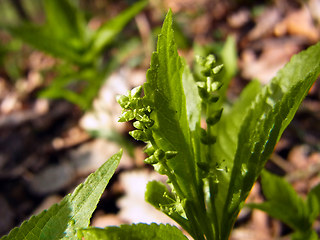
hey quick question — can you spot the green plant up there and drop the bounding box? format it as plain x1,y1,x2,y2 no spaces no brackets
1,150,123,240
247,170,320,240
116,10,320,239
1,10,320,240
2,0,147,109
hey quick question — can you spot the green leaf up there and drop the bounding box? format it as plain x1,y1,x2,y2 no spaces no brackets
43,0,86,42
39,68,100,110
145,181,190,232
5,24,84,64
307,183,320,223
144,11,210,240
144,9,196,200
218,36,237,102
247,170,310,231
210,80,261,232
219,42,320,239
78,223,188,240
181,61,201,132
291,229,319,240
87,0,147,60
1,150,122,240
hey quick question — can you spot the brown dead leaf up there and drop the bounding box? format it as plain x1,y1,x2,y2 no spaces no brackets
274,6,319,43
240,38,300,84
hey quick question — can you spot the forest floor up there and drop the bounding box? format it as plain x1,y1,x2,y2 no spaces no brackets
1,0,320,239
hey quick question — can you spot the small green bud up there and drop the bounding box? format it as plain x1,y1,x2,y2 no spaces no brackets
144,119,154,128
205,54,216,68
165,151,178,159
129,130,148,141
154,149,165,160
133,121,145,130
144,143,155,155
198,86,209,100
131,86,143,98
197,162,210,172
157,164,167,174
206,109,223,125
144,155,158,164
201,69,212,77
118,110,135,122
210,81,223,92
195,55,205,66
213,64,223,74
116,95,130,108
135,109,151,122
208,95,219,103
196,82,206,88
200,129,217,145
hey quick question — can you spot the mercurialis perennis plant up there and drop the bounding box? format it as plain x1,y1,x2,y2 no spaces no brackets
116,10,320,240
2,9,320,240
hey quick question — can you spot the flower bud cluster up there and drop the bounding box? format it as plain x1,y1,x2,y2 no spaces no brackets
117,86,178,174
196,54,224,145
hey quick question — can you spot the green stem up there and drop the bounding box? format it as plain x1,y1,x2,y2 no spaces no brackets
206,102,221,240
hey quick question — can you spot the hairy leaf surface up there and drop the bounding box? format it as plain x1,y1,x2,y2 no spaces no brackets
1,151,122,240
78,223,188,240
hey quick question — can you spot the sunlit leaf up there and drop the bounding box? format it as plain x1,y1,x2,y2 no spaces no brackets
1,151,122,240
78,223,188,240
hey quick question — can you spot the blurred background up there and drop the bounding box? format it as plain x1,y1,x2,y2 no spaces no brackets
0,0,320,239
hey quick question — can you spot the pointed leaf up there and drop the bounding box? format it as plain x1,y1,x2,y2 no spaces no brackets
145,181,190,232
78,223,188,240
247,170,310,231
291,229,319,240
220,42,320,238
210,80,261,227
181,61,201,132
43,0,86,41
218,36,237,102
5,24,84,64
87,1,147,60
307,183,320,223
1,151,122,240
144,10,197,199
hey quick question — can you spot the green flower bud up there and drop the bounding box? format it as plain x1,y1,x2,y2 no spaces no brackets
197,162,210,173
131,86,143,98
144,143,155,155
208,95,219,103
205,54,216,68
213,64,223,74
156,164,167,174
154,149,165,160
198,86,209,100
144,155,158,164
118,110,134,122
135,109,151,122
133,121,145,130
200,129,217,145
129,130,148,141
206,109,223,126
210,81,223,92
165,151,178,159
116,95,130,108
